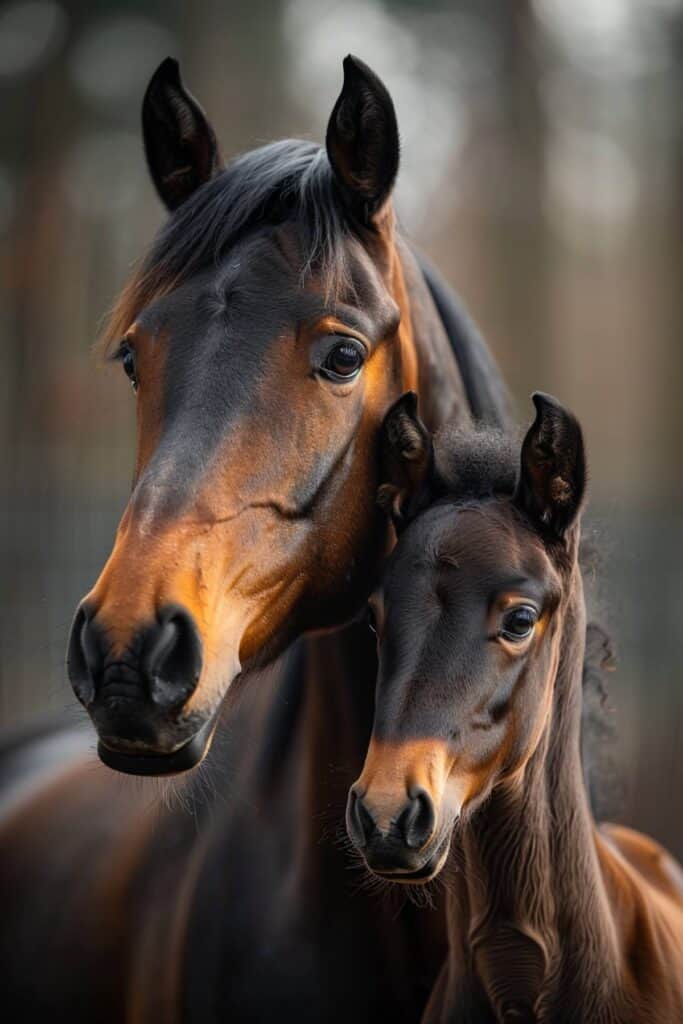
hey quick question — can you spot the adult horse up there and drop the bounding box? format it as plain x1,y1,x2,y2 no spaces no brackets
0,57,508,1021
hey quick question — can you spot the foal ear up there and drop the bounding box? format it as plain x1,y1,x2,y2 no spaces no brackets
515,392,586,539
326,55,400,225
377,392,433,528
142,58,222,212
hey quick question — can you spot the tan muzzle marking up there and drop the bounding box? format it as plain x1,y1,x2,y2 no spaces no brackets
356,737,472,832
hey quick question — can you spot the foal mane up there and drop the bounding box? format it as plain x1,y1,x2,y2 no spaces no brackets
102,139,354,352
432,422,519,501
581,621,620,821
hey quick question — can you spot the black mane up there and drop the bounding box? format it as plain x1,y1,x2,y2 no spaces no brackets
152,140,349,283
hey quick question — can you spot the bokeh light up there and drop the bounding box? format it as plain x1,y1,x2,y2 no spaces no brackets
0,1,67,79
61,130,145,218
69,14,176,110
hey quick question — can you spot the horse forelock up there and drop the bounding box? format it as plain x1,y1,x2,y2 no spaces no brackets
100,139,368,355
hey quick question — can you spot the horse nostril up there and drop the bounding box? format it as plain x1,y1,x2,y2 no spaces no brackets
346,786,378,849
143,605,203,710
67,602,201,713
67,603,100,708
396,787,435,850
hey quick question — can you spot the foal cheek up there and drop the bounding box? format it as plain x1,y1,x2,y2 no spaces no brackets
495,648,561,783
523,641,561,756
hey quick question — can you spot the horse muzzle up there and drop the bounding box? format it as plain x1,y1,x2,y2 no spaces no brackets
67,600,220,774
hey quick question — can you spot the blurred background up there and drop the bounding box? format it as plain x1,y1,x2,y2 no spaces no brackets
1,0,681,854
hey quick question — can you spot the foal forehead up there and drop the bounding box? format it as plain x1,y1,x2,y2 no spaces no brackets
394,501,552,587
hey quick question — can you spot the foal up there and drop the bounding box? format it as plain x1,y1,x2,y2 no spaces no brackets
347,393,683,1022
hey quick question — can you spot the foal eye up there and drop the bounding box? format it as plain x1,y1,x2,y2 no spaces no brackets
320,338,365,382
499,605,538,642
119,343,138,392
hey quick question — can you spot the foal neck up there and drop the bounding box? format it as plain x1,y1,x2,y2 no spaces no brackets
451,564,623,1022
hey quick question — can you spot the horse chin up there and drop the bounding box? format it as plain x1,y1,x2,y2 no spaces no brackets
96,707,222,777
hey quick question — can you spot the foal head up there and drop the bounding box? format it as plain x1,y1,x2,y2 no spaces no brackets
67,56,421,771
347,392,587,881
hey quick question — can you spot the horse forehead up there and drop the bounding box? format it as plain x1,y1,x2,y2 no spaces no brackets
140,229,392,360
141,247,304,336
219,224,393,317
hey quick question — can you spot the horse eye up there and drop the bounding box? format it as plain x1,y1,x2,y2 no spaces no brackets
120,344,138,392
321,339,364,381
499,605,537,642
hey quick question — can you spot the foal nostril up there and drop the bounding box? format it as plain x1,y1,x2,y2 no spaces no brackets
395,787,435,850
142,605,203,710
67,603,101,708
346,786,378,849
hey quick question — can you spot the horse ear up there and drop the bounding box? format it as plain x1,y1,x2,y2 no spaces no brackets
326,55,400,225
515,392,586,539
377,392,433,529
142,58,222,211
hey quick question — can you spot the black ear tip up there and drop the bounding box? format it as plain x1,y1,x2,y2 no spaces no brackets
531,391,580,426
146,57,181,99
390,390,418,418
341,55,358,86
342,54,384,90
530,393,584,457
343,54,364,75
531,391,561,415
156,56,180,79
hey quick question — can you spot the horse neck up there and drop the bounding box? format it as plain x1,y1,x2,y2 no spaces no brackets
449,559,623,1021
392,235,471,431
